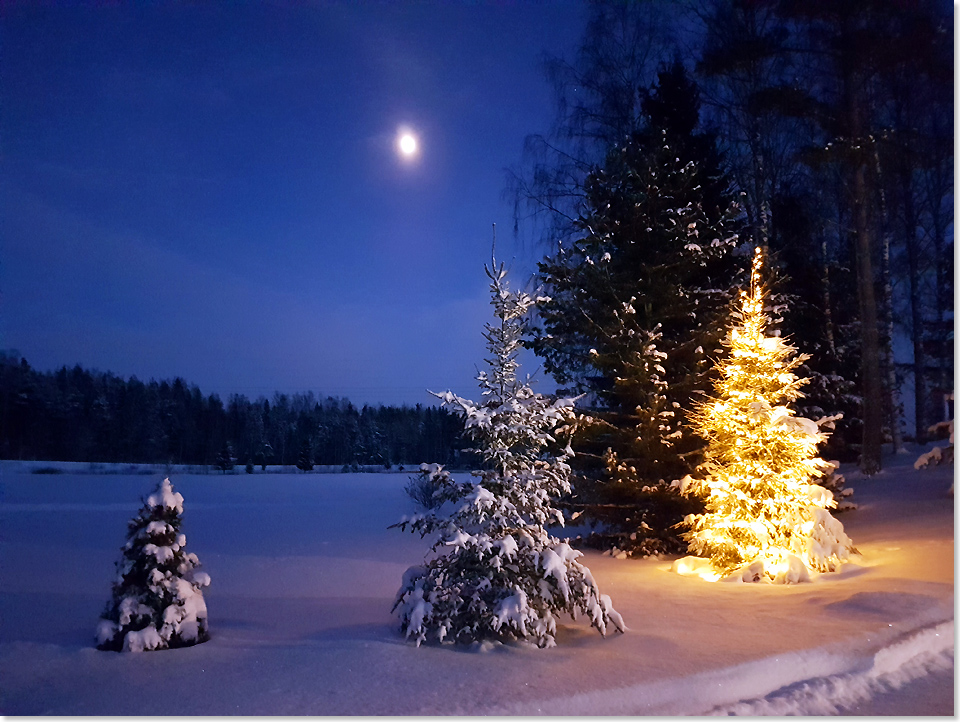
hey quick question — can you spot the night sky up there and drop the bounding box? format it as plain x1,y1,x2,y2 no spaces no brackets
2,2,586,407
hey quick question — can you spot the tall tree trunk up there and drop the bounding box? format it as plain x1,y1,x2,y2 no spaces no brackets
842,42,883,475
749,116,769,245
898,163,928,443
928,166,953,417
820,236,836,358
851,161,883,474
871,141,905,453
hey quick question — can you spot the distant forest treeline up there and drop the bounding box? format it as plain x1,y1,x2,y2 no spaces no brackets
0,354,465,468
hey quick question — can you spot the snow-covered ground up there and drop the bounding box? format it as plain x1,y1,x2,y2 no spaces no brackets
0,447,953,715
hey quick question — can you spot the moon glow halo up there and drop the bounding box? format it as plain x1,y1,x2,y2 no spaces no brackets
397,132,418,158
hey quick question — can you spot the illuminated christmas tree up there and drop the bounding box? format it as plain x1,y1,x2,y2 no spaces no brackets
675,247,854,583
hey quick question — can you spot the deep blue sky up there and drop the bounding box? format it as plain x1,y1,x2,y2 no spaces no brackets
2,2,586,406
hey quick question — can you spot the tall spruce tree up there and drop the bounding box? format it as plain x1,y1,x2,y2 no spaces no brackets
530,63,744,557
296,437,314,472
392,261,624,648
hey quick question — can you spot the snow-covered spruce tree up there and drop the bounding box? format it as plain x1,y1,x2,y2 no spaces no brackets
96,477,210,651
530,63,743,557
675,247,855,583
915,419,954,470
392,261,624,648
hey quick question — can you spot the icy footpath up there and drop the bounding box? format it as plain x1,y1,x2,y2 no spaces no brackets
0,451,952,715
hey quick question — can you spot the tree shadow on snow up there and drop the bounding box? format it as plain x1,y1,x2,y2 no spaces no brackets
823,591,943,620
307,618,646,654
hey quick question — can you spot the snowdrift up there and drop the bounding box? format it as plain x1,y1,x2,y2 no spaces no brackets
0,449,952,715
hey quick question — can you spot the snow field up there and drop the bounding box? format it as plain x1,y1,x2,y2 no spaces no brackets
0,453,953,715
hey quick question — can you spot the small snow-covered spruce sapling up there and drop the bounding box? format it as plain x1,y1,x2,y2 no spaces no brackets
392,261,625,648
673,247,856,584
914,419,954,470
96,477,211,652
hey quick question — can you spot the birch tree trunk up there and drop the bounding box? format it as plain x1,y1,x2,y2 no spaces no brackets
872,140,906,453
896,160,929,444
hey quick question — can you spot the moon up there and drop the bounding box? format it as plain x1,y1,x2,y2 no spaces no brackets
397,132,418,158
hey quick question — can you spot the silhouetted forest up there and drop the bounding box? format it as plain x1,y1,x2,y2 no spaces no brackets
0,353,465,468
